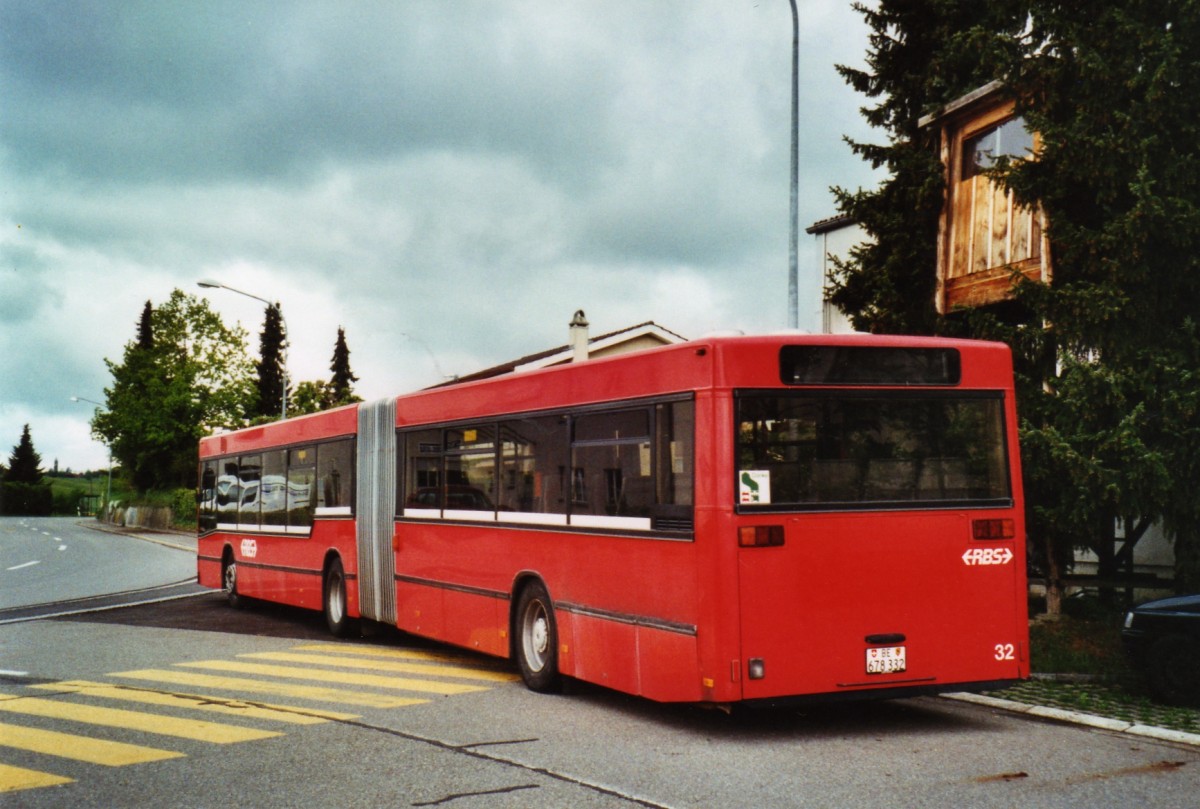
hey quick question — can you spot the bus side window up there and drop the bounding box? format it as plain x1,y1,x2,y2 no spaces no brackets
317,439,353,511
217,459,240,526
261,450,286,527
499,415,568,515
288,445,316,529
403,429,444,510
199,460,218,533
444,425,497,511
572,409,653,518
657,400,694,506
238,454,262,529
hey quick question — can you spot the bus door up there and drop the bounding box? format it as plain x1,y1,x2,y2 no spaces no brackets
734,389,1024,700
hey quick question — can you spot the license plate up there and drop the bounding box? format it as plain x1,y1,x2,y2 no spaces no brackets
866,645,906,674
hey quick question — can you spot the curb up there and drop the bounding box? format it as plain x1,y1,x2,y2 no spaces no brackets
943,692,1200,748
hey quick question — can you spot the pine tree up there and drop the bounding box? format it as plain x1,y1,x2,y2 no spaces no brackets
998,2,1200,591
829,0,1030,333
253,304,289,420
136,300,154,350
834,0,1200,593
5,424,43,484
328,326,360,406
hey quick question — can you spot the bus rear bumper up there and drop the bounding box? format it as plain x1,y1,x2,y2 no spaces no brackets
734,678,1026,709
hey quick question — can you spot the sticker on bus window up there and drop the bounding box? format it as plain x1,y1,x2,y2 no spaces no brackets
739,470,770,504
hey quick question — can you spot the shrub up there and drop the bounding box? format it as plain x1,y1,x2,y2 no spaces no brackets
0,482,53,516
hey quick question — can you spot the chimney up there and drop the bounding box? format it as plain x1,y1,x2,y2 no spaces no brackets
569,309,589,363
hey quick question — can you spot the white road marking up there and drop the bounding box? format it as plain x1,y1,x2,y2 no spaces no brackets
5,561,40,571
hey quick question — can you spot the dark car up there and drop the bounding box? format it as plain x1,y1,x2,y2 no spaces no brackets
1121,593,1200,706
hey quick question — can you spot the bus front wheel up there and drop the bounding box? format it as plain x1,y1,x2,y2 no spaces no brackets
515,581,562,693
324,558,355,637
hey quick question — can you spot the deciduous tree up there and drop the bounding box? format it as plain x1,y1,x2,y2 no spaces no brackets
93,290,255,492
288,379,332,416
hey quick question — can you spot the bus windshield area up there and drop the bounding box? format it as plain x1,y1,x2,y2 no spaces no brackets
736,391,1011,510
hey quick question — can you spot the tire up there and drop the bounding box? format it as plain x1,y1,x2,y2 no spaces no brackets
1146,635,1200,707
515,580,562,693
323,558,355,637
222,552,243,610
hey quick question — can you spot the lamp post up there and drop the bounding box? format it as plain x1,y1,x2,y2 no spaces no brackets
70,396,113,519
197,278,289,419
787,0,800,330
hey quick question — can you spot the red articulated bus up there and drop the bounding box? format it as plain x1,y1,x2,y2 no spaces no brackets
197,334,1029,705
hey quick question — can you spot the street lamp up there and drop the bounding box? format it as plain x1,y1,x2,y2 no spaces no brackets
70,396,113,520
787,0,799,330
197,278,289,419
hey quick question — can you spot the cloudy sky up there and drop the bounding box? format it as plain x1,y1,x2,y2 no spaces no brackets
0,1,880,472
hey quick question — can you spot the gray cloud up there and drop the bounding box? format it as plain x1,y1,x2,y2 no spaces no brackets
0,0,879,470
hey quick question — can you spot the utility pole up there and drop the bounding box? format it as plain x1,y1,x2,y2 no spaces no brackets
788,0,800,329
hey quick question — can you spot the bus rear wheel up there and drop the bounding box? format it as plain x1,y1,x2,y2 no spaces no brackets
515,581,562,693
222,553,243,610
323,558,355,637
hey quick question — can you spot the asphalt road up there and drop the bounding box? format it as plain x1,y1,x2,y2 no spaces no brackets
1,517,1198,807
0,517,195,610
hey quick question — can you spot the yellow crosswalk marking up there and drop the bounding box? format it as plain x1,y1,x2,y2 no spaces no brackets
0,762,74,793
242,651,520,682
0,720,182,766
177,660,490,695
31,681,357,724
0,696,281,744
110,669,429,709
1,641,513,796
293,642,508,667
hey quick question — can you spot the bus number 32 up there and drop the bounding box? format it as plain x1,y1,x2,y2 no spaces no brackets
994,643,1015,661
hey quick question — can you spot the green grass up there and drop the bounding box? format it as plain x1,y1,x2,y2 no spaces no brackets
1028,608,1129,677
45,473,134,515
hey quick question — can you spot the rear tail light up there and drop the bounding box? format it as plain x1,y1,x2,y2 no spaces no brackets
738,525,784,547
972,518,1015,540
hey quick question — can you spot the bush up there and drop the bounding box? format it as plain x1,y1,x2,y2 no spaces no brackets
0,482,53,516
52,487,83,515
169,487,197,528
132,487,197,528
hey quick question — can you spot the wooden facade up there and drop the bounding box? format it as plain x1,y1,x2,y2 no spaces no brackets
921,82,1050,312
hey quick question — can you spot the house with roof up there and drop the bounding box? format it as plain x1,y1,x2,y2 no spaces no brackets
805,214,862,335
437,310,687,387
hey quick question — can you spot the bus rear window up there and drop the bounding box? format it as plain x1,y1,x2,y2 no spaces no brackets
781,346,960,385
736,392,1010,509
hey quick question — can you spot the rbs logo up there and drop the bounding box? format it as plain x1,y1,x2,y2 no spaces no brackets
961,547,1013,566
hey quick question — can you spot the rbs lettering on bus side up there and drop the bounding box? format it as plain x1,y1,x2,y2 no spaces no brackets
961,547,1013,566
241,538,257,559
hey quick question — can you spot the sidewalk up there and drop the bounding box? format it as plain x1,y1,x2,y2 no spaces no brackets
945,677,1200,748
81,519,197,553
